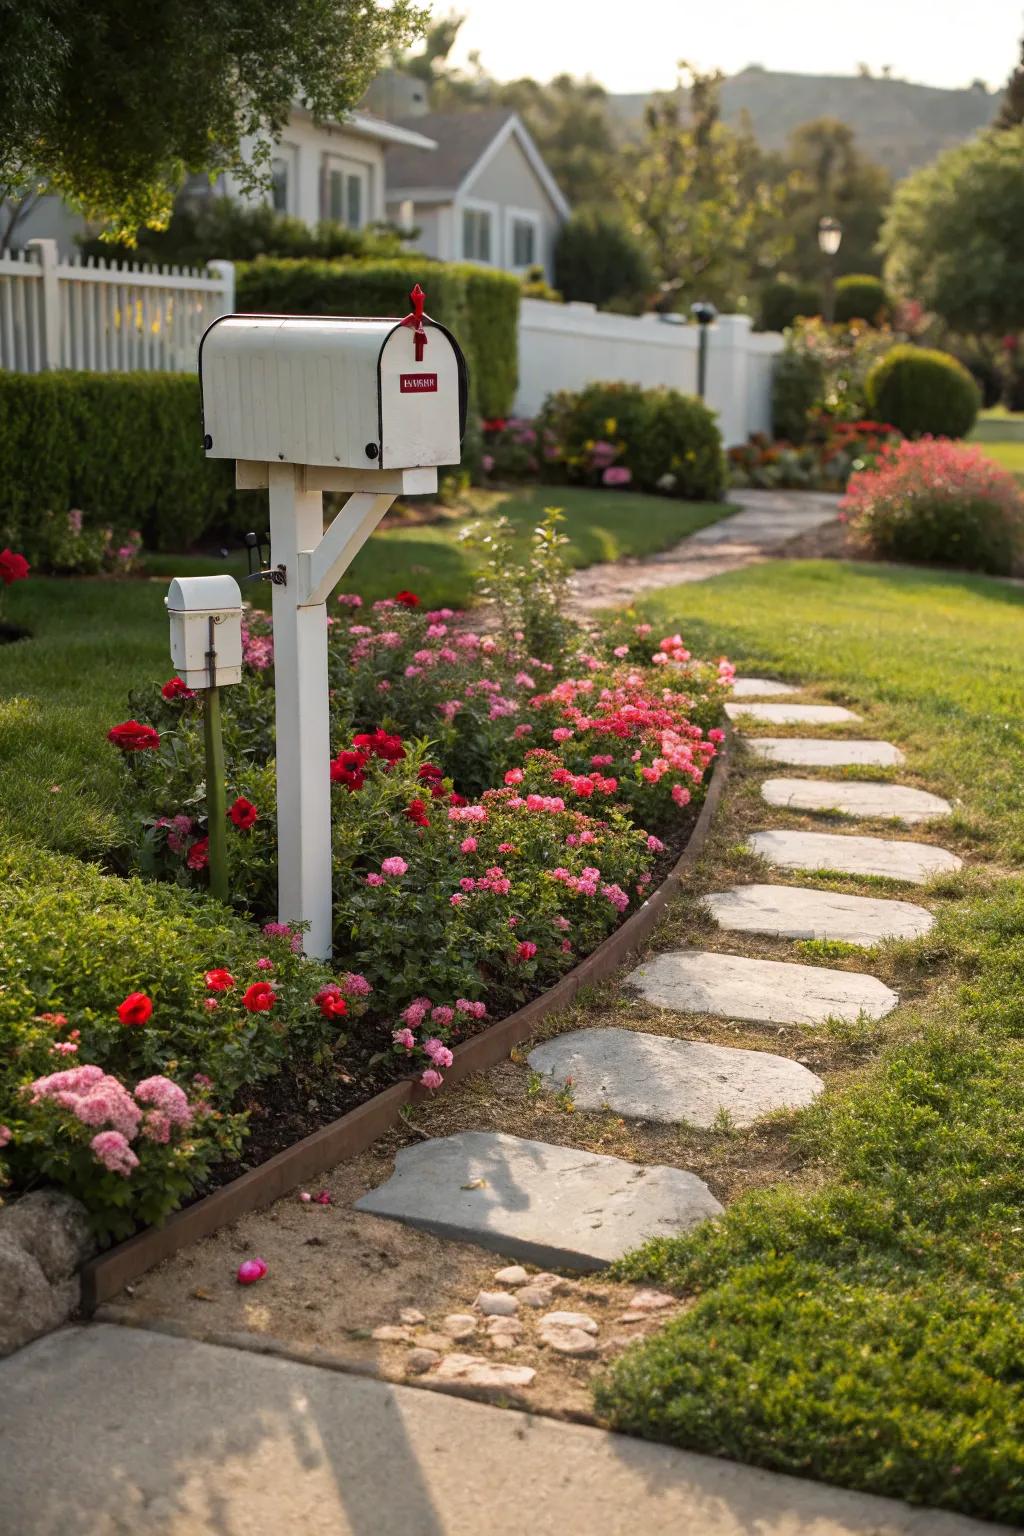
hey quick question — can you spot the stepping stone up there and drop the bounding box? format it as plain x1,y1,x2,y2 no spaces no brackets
627,949,897,1026
355,1131,722,1271
761,777,951,825
527,1027,822,1127
743,737,904,768
703,884,933,945
724,702,860,725
749,829,962,885
731,678,800,698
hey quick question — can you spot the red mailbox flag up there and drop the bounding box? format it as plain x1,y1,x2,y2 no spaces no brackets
401,283,428,362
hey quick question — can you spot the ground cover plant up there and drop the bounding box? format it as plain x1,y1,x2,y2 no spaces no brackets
592,558,1024,1522
0,515,731,1241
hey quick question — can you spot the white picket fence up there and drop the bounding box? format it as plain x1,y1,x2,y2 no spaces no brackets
0,239,235,374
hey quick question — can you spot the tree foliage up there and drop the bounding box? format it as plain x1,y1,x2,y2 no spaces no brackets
554,209,652,309
881,126,1024,334
618,66,790,310
775,118,891,281
0,0,426,241
996,32,1024,129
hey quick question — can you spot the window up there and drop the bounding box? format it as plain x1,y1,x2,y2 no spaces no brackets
511,217,536,269
322,155,370,229
462,207,493,264
270,157,290,215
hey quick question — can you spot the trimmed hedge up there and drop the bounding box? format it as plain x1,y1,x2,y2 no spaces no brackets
0,371,235,552
834,274,889,326
236,257,520,419
866,345,980,439
771,348,824,443
758,279,821,333
539,381,724,500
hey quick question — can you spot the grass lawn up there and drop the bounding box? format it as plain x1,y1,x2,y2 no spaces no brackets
972,437,1024,477
144,484,731,611
594,559,1024,1522
0,485,727,859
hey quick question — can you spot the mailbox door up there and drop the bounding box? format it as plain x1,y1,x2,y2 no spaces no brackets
377,322,467,469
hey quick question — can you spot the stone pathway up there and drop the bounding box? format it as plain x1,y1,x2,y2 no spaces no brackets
725,701,861,725
748,828,963,883
568,488,840,612
760,777,952,824
746,738,905,767
703,884,934,945
628,948,898,1026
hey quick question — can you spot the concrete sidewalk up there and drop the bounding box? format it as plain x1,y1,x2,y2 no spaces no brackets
0,1325,1012,1536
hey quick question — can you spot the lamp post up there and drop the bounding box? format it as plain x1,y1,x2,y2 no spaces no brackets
690,300,717,399
818,216,843,325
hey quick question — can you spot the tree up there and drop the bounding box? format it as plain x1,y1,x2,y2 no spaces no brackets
554,209,652,309
777,118,891,282
0,0,426,243
996,32,1024,128
618,66,790,310
880,125,1024,333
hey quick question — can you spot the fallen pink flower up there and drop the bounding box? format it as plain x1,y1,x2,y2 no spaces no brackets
237,1258,268,1285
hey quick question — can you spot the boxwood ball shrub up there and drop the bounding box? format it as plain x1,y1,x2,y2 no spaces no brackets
865,345,980,440
758,278,821,333
538,382,724,500
833,274,889,326
842,439,1024,575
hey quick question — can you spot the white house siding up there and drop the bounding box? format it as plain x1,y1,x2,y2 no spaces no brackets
224,117,387,229
460,136,562,279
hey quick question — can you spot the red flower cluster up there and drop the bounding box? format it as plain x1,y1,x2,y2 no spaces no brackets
405,798,430,827
0,549,29,586
161,677,194,701
229,796,258,830
187,836,209,870
417,763,446,799
117,992,152,1026
242,982,275,1013
315,985,348,1021
394,590,420,608
353,729,406,764
108,720,160,753
205,969,235,992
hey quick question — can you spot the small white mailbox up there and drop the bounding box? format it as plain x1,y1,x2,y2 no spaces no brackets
198,312,468,471
165,574,244,689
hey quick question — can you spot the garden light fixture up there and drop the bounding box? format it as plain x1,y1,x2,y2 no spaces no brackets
818,217,843,324
691,300,717,399
817,216,843,257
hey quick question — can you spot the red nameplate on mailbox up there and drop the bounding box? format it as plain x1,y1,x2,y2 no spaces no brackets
400,373,438,393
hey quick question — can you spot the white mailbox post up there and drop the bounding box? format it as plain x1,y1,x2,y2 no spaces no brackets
198,291,468,958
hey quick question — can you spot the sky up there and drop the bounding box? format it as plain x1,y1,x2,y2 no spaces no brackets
437,0,1022,94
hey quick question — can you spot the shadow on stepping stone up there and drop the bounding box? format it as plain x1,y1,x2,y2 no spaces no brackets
627,949,897,1026
743,738,904,768
355,1132,722,1271
703,884,933,946
748,830,962,885
761,778,951,825
528,1027,823,1127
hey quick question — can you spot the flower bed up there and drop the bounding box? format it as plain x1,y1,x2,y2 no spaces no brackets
1,553,730,1242
728,418,901,492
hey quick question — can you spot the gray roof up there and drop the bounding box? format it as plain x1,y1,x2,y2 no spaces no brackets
385,109,517,192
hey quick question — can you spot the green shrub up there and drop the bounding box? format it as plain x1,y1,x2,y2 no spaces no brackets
538,382,724,500
865,345,980,439
236,256,520,420
0,372,236,552
834,273,889,326
772,348,825,443
553,210,653,311
758,279,821,333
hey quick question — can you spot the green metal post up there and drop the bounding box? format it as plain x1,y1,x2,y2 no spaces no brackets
204,684,228,903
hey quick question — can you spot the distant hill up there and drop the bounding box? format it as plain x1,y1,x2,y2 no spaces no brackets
610,67,1000,178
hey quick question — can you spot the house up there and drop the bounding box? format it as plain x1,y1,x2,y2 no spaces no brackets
220,106,437,231
384,110,571,282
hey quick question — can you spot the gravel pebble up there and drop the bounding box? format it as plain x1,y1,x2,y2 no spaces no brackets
406,1348,441,1375
441,1314,477,1341
538,1325,599,1358
492,1265,530,1286
433,1353,535,1389
539,1310,599,1335
474,1290,519,1316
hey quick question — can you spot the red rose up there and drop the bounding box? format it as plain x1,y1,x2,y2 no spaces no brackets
161,677,194,701
515,941,537,963
395,590,420,607
186,836,209,870
0,549,29,586
330,749,368,791
405,798,430,827
315,986,349,1021
448,792,468,808
117,991,153,1026
229,796,258,830
417,763,446,798
352,730,405,764
242,981,276,1013
108,719,160,752
205,969,235,992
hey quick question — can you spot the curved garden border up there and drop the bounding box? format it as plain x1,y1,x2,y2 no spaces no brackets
80,733,731,1312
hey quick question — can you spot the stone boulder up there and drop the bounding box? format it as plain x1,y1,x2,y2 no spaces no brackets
0,1191,96,1357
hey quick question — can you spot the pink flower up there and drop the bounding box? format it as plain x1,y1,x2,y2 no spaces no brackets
513,724,532,738
90,1130,140,1176
552,727,573,742
237,1258,268,1285
450,893,465,906
0,1125,11,1148
602,465,632,486
366,872,384,886
381,856,408,878
402,997,432,1027
393,1027,416,1050
256,957,274,971
204,998,219,1011
456,998,488,1019
344,972,372,996
646,834,666,852
431,1005,454,1026
420,1069,444,1090
613,645,630,658
51,1040,78,1055
135,1076,193,1127
425,1039,454,1069
515,941,538,962
337,593,363,607
460,836,478,854
299,1190,313,1202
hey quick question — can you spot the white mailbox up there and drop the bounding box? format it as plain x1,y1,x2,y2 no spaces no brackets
198,312,468,471
165,574,244,689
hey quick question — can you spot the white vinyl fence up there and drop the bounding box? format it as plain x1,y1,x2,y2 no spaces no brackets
0,239,234,374
516,299,783,447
